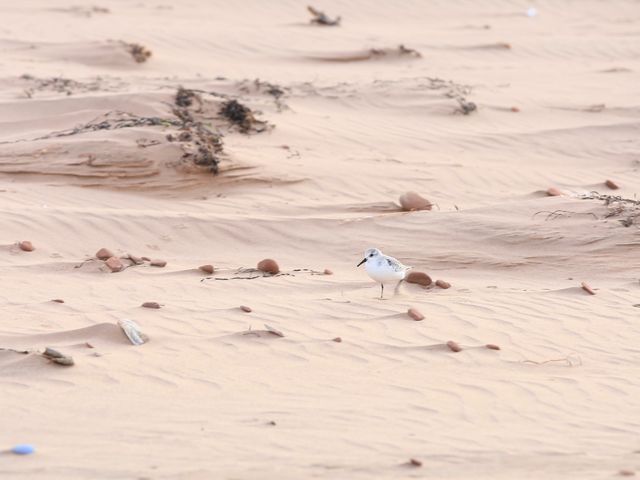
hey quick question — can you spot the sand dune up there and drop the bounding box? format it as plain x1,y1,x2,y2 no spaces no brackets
1,0,639,479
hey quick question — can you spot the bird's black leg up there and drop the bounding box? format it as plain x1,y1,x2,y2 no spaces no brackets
380,283,384,299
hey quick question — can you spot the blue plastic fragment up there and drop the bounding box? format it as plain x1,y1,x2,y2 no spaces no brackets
11,444,35,455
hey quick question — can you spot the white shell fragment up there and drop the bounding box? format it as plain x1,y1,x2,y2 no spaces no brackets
118,319,149,345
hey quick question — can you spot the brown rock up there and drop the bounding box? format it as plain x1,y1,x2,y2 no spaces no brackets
105,256,124,272
19,241,34,252
405,271,432,287
150,259,167,267
141,256,151,261
257,258,279,274
324,268,333,275
407,308,424,321
619,471,635,477
510,106,520,112
605,179,619,190
486,344,501,350
96,247,114,260
240,305,252,313
546,187,563,197
51,299,64,303
435,279,451,289
199,264,214,274
399,191,432,212
446,341,462,352
409,459,422,467
142,302,161,309
581,282,596,295
332,337,342,343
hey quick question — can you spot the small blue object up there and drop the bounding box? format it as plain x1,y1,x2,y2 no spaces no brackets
11,444,35,455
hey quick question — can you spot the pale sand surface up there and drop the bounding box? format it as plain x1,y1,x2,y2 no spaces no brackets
1,1,640,478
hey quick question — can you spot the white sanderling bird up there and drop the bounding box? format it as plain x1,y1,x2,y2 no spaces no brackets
357,248,411,299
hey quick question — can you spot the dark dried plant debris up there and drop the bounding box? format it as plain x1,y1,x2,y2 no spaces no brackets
124,42,152,63
580,191,640,227
308,5,341,26
20,74,102,98
219,99,269,133
175,86,202,109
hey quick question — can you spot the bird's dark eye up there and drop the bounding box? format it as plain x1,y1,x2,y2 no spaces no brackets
369,253,373,257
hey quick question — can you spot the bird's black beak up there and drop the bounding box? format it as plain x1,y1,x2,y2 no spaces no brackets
357,258,367,267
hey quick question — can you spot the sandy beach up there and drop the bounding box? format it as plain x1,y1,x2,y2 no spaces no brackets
1,1,640,478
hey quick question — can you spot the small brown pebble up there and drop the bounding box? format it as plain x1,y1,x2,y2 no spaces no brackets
399,191,432,212
435,279,451,289
546,187,563,197
409,458,422,467
96,247,114,260
605,179,619,190
486,344,501,350
324,268,333,275
85,342,94,348
619,470,635,477
199,264,214,274
19,241,34,252
141,256,151,261
446,341,462,352
142,302,161,309
257,258,279,274
332,337,342,343
581,282,596,295
51,299,64,303
240,305,252,313
407,308,424,321
105,256,124,272
267,421,277,426
150,259,167,267
510,106,520,112
405,271,432,287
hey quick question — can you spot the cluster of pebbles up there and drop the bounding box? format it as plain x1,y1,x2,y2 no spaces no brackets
95,247,166,273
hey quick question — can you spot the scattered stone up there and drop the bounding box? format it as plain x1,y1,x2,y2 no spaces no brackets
324,268,333,275
257,258,279,275
96,247,114,259
407,308,424,321
486,344,501,350
332,337,342,343
511,106,520,112
19,241,34,252
199,264,214,274
546,187,564,197
41,347,74,366
105,256,124,272
605,179,619,190
619,470,635,477
399,191,432,212
127,253,144,265
150,259,167,267
142,302,161,309
85,342,94,348
51,299,64,303
405,271,432,287
240,305,252,313
141,256,151,261
581,282,596,295
408,458,422,467
446,341,462,352
435,279,451,289
267,420,277,426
